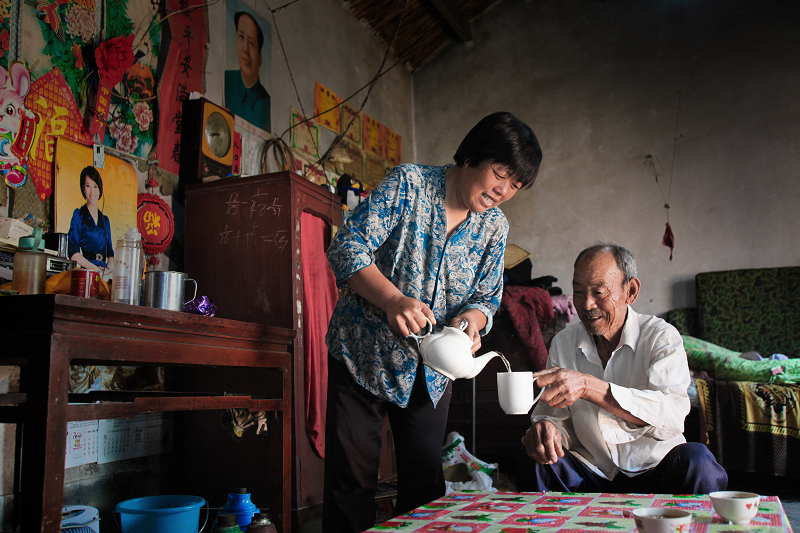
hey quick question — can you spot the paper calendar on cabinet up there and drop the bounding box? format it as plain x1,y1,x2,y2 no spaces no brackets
65,420,99,468
98,413,174,464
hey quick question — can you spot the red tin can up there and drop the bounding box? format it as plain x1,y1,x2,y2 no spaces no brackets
72,269,100,298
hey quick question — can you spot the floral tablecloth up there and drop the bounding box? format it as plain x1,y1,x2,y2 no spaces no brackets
367,491,794,532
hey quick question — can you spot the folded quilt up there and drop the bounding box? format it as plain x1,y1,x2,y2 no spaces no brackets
683,335,800,384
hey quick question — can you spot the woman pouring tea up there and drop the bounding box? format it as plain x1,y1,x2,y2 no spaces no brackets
323,112,544,533
68,166,115,275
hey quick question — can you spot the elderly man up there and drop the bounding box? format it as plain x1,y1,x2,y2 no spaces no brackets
225,11,270,131
517,242,727,494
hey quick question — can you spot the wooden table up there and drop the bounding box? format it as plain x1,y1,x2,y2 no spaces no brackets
367,491,796,532
0,294,295,533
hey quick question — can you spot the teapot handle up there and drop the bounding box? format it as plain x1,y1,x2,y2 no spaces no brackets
405,317,434,346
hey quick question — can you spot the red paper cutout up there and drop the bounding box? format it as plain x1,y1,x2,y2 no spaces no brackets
137,193,175,255
24,68,93,200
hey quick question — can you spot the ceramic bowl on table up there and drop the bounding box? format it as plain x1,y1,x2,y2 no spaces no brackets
631,507,692,533
709,491,761,525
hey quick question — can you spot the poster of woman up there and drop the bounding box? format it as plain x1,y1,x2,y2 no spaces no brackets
54,139,138,280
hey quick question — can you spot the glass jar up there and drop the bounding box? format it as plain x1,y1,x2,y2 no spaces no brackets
12,231,47,295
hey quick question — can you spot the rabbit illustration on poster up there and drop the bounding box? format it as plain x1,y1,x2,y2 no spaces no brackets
0,62,39,188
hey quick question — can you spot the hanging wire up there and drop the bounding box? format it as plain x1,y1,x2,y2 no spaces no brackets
664,5,687,224
262,0,410,177
133,0,222,51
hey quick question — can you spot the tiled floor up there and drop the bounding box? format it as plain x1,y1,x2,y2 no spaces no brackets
727,471,799,530
782,500,800,531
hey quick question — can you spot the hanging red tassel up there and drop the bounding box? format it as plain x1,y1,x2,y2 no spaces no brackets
662,222,675,260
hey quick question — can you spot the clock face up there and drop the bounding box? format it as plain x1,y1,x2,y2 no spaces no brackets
205,111,232,158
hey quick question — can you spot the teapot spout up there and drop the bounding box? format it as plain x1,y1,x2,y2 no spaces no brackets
463,351,501,379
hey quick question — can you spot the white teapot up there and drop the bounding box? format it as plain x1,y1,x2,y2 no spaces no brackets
407,318,501,380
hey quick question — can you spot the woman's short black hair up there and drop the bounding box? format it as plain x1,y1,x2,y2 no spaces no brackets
453,111,543,189
80,166,103,199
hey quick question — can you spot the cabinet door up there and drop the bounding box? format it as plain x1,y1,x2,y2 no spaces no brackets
185,173,295,328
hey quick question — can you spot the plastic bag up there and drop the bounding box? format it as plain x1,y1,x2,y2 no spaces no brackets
444,469,497,495
441,431,498,477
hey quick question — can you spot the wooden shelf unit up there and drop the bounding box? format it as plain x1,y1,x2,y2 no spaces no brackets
0,294,295,533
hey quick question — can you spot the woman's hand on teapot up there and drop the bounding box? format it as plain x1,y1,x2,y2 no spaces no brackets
385,293,436,337
343,264,436,337
450,310,487,353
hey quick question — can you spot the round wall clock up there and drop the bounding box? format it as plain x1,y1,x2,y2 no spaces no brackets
180,98,235,183
205,111,232,158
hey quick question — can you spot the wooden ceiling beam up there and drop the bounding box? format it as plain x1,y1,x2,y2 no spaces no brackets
427,0,473,42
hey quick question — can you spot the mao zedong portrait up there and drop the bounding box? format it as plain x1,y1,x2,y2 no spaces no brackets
225,11,270,132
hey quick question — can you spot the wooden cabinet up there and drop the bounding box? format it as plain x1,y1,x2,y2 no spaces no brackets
0,294,294,533
185,172,343,529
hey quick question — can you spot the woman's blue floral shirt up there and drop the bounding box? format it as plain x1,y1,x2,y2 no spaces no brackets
326,164,508,408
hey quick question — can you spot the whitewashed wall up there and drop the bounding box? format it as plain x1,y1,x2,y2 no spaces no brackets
413,0,800,317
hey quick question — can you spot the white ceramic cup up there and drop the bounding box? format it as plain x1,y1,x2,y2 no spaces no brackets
497,372,545,415
709,491,760,524
632,507,692,533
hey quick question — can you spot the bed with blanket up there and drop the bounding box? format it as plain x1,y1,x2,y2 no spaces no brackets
668,266,800,479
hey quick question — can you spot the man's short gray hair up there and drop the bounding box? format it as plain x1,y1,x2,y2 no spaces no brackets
574,241,637,283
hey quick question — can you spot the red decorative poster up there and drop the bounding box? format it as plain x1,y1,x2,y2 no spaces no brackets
155,0,207,175
314,81,341,133
137,193,175,255
89,83,112,139
341,102,361,147
382,125,401,167
232,131,242,175
362,113,382,157
24,68,93,200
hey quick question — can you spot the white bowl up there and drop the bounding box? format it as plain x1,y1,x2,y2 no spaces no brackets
631,507,692,533
709,491,760,524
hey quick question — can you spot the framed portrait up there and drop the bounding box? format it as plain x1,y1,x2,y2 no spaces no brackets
53,139,138,274
224,0,272,133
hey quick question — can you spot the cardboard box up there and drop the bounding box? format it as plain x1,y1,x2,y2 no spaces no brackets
0,218,34,241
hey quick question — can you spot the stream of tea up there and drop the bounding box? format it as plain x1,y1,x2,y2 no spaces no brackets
496,351,512,372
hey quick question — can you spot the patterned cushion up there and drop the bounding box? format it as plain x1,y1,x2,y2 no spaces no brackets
696,267,800,358
666,307,699,337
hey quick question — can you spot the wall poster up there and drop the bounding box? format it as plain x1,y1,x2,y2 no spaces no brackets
314,81,341,133
290,107,320,159
224,0,272,133
362,112,382,157
53,138,137,267
341,102,362,146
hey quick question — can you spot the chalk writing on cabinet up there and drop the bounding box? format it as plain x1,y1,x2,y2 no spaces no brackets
218,189,288,251
224,189,283,217
219,224,289,252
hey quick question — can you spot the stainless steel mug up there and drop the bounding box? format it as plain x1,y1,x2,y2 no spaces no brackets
143,271,198,311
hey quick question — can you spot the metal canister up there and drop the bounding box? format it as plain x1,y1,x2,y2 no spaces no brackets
246,513,276,532
72,269,100,298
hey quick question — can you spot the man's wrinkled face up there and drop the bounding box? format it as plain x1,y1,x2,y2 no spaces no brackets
572,251,633,341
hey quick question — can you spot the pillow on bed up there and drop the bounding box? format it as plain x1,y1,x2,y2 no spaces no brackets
682,335,800,383
682,335,740,372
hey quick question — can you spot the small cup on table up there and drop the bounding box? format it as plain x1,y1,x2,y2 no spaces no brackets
709,491,760,525
631,507,692,533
